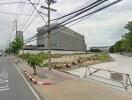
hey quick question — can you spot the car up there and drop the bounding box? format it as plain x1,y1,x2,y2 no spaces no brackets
0,50,3,56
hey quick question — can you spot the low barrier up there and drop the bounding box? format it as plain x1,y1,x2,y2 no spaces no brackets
84,67,132,91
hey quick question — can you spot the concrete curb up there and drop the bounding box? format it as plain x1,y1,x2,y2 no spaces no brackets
24,71,56,85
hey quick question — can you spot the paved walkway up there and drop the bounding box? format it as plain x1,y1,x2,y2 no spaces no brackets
10,55,132,100
39,68,76,82
34,79,132,100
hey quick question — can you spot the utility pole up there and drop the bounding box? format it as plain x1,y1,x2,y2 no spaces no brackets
47,0,51,70
15,19,17,38
45,0,57,70
9,40,10,55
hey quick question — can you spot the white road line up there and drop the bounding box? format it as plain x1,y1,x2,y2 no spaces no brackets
0,80,8,83
0,85,9,89
11,60,41,100
0,88,10,92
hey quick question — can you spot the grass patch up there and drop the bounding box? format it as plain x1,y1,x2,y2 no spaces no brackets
95,53,109,61
42,63,48,67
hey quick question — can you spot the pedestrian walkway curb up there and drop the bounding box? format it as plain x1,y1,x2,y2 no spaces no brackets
24,71,56,85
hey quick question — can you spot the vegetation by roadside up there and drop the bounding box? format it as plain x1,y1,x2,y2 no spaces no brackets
109,21,132,53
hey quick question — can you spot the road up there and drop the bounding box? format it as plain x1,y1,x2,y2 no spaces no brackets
110,54,132,75
0,57,37,100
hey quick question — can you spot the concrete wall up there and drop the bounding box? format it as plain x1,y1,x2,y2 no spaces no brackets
20,50,85,54
121,52,132,57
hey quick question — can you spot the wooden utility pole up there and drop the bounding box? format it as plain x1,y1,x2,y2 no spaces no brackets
45,0,57,70
47,0,51,70
15,19,17,38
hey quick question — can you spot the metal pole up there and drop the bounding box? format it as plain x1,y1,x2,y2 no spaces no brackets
48,0,51,70
22,38,24,61
9,40,10,55
15,19,17,38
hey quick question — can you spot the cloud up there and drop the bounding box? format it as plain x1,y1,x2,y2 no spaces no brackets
0,0,132,49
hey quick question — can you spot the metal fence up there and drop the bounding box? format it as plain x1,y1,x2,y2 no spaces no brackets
84,67,132,91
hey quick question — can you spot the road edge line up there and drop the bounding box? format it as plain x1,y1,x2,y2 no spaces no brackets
11,60,41,100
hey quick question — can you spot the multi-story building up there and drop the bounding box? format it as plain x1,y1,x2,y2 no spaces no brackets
37,25,87,51
16,31,23,42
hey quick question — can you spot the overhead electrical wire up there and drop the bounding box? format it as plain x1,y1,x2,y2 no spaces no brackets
27,0,47,23
22,0,39,31
24,0,122,44
55,0,122,29
25,0,106,42
17,0,26,21
0,1,40,5
50,0,108,29
22,0,47,32
0,11,38,16
50,0,106,21
24,0,104,42
23,0,48,42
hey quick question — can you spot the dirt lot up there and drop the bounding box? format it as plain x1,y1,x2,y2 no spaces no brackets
43,53,113,71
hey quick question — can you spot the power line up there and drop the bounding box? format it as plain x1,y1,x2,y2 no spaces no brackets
0,11,38,16
23,0,50,42
22,0,39,31
22,3,48,32
24,0,105,42
0,1,41,5
23,15,38,32
50,0,106,21
22,0,47,32
24,0,122,44
58,0,122,28
51,0,107,29
28,0,47,23
17,0,26,21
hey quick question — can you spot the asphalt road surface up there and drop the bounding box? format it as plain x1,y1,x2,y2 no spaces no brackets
0,57,37,100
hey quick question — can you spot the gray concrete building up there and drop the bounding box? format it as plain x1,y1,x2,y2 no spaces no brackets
37,25,87,51
16,31,23,42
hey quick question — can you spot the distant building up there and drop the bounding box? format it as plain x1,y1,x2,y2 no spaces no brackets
16,31,23,42
37,25,87,51
24,45,37,50
89,46,110,53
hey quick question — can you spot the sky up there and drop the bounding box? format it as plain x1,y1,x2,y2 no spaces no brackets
0,0,132,50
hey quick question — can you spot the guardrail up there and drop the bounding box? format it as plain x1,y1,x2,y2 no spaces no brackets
84,67,132,91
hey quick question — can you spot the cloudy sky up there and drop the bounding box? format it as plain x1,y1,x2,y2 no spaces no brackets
0,0,132,50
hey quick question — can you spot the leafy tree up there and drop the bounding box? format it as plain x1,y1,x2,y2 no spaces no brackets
109,46,114,53
27,54,43,75
90,49,101,52
110,21,132,53
123,21,132,52
6,38,22,55
113,40,122,52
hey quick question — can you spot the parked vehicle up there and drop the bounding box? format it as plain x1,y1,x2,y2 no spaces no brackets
0,50,3,56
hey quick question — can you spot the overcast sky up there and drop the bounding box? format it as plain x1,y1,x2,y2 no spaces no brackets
0,0,132,50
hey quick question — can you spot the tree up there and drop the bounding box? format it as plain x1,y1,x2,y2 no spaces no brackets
27,54,43,75
113,40,122,52
110,21,132,53
109,46,114,53
123,21,132,52
90,49,101,52
7,38,22,55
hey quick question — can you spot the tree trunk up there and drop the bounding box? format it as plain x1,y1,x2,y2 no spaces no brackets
33,66,37,75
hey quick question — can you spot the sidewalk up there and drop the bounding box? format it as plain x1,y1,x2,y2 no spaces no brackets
10,55,132,100
34,79,132,100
